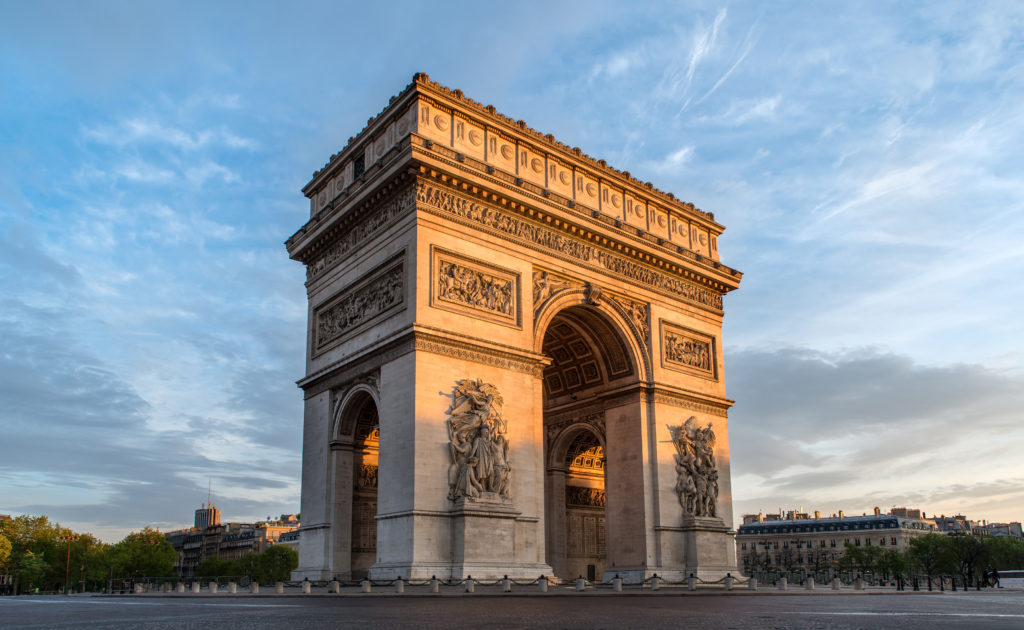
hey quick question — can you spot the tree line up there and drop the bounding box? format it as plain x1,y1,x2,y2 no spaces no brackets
0,515,298,594
745,532,1024,585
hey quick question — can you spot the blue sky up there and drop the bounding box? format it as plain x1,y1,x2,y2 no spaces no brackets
1,1,1023,541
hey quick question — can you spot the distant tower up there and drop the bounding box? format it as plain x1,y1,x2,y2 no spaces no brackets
195,479,221,529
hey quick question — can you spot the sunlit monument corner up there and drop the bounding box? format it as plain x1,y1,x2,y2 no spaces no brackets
283,72,744,583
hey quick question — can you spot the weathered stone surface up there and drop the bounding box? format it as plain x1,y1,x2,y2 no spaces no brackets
287,74,742,582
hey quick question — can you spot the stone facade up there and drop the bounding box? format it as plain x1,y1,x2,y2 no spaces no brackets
286,73,743,582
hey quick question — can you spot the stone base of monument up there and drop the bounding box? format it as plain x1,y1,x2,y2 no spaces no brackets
370,493,555,581
604,517,736,584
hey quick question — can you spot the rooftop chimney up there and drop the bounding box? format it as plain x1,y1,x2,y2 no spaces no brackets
874,507,880,516
838,510,845,518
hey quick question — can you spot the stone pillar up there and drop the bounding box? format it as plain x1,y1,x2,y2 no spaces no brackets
806,577,815,590
228,582,236,594
778,577,787,591
301,581,311,594
575,577,585,591
176,583,184,593
191,582,200,594
725,574,733,590
832,577,840,590
749,576,757,591
603,401,651,582
545,467,568,579
395,578,404,593
209,582,217,594
329,445,355,580
465,577,475,593
275,582,284,594
651,574,660,591
329,580,339,593
361,579,371,593
293,390,334,580
251,582,259,594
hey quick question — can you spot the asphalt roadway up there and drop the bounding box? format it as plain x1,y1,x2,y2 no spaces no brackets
1,591,1023,629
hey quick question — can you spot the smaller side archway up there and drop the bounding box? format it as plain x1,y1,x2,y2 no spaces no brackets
545,423,608,582
328,387,381,580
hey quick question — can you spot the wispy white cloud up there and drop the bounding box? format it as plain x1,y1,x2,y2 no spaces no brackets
83,118,258,151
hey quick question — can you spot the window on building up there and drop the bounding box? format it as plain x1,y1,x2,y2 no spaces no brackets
891,537,897,546
783,541,789,549
774,542,779,550
820,540,826,548
866,538,872,546
854,539,860,546
741,543,747,550
830,540,836,548
880,538,886,546
743,557,750,565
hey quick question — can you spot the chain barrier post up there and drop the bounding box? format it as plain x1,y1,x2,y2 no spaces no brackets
538,575,548,593
806,577,815,590
778,576,787,591
176,583,185,593
361,579,371,593
575,576,585,592
429,576,439,594
651,573,660,591
749,576,757,591
688,573,696,591
192,582,200,594
832,577,840,590
302,579,311,594
209,581,218,594
228,581,237,594
465,576,475,593
250,582,259,594
275,581,284,594
395,577,405,594
725,573,733,591
613,575,623,592
501,575,511,592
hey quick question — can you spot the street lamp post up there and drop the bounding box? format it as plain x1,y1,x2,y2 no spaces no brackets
58,535,79,595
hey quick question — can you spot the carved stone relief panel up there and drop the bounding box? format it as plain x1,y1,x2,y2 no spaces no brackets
607,294,650,342
313,253,406,357
566,486,606,508
446,379,512,503
431,246,521,328
669,416,720,519
532,267,579,317
659,319,717,380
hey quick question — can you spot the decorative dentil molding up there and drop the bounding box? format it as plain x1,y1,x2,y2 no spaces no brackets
305,185,416,281
416,183,725,312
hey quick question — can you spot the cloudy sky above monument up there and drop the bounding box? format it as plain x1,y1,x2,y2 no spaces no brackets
1,0,1022,540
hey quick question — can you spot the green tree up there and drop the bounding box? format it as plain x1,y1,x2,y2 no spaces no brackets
0,531,11,571
985,537,1024,571
110,528,176,578
194,556,244,581
947,532,987,585
259,545,299,584
908,534,954,586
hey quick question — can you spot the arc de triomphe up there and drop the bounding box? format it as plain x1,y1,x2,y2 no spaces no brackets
286,73,742,583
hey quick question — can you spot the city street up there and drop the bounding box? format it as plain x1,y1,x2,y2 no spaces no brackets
1,592,1022,630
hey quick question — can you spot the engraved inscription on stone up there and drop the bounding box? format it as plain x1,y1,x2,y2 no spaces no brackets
660,320,716,379
314,257,404,353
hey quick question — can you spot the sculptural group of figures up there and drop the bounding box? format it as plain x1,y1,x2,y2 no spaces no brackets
447,379,512,501
671,417,719,518
664,333,712,371
438,262,514,316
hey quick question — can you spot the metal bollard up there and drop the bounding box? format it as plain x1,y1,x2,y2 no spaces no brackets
465,576,475,593
806,577,815,590
613,575,623,592
209,582,218,594
302,581,311,594
725,573,734,591
501,575,511,592
651,574,660,591
361,579,371,593
275,582,284,594
749,576,758,591
832,578,840,591
395,578,404,594
778,577,788,591
576,576,586,592
176,583,184,593
191,582,200,594
688,574,696,591
228,582,237,594
251,582,259,594
429,576,439,594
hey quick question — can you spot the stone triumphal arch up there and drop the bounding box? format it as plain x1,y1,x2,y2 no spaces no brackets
286,74,743,582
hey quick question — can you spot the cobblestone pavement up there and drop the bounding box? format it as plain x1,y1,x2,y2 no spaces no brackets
1,591,1022,629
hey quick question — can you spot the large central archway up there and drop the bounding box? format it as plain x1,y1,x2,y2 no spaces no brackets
540,303,644,582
